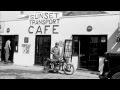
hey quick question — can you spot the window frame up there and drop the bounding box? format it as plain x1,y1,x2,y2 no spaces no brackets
14,35,19,52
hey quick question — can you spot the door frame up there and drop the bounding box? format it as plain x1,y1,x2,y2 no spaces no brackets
72,34,107,70
34,35,51,65
0,35,19,63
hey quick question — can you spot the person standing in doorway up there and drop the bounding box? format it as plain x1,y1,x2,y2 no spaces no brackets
4,40,11,63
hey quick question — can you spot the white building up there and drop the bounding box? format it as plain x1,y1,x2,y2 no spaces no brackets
59,14,120,71
0,11,120,71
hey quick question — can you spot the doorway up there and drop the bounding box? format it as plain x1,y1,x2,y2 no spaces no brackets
0,35,19,63
72,35,107,71
35,35,51,65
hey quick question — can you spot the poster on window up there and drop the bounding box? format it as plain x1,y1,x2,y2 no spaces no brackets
22,44,31,54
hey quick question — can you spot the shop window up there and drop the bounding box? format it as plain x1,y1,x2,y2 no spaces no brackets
72,40,79,56
14,35,19,52
101,37,106,43
64,40,72,57
90,37,98,43
0,36,2,59
0,36,2,49
64,40,72,62
72,36,79,56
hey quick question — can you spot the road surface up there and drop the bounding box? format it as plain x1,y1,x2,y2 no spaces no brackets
0,69,99,79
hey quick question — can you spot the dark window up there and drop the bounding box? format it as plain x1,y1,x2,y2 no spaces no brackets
72,36,79,56
98,36,107,56
14,35,19,52
0,36,2,59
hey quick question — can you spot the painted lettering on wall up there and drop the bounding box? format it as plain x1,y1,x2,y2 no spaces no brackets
28,12,62,35
22,44,31,54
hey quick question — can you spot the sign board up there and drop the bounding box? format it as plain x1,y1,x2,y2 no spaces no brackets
87,25,93,32
28,11,62,35
24,37,29,43
22,44,31,54
0,22,5,33
6,28,10,33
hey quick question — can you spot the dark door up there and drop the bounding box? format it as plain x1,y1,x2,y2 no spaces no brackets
0,36,2,61
1,35,16,62
88,36,107,71
35,35,51,65
73,35,107,71
80,35,107,71
79,36,89,69
88,36,99,71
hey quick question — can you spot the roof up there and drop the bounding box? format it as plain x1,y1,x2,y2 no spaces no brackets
60,13,120,19
61,11,106,16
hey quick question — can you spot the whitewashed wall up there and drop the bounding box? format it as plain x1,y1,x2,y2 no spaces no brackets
58,14,120,69
59,14,119,39
1,14,120,69
2,20,63,66
3,20,36,66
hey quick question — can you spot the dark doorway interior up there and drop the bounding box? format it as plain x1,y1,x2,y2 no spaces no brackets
0,35,19,63
35,35,51,65
72,35,107,71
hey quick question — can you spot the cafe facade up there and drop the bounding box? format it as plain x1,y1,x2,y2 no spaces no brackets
0,12,120,71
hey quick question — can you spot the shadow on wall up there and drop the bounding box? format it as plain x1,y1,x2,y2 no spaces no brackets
107,27,120,53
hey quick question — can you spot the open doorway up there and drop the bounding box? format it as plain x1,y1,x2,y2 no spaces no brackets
1,35,19,63
72,35,107,71
35,35,51,65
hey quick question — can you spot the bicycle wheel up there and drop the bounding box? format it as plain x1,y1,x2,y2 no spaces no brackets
44,60,50,71
63,63,75,75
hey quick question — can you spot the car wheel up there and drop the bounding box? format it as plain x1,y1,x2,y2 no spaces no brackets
111,72,120,79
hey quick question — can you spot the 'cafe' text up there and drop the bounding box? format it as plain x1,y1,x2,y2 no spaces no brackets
28,12,62,35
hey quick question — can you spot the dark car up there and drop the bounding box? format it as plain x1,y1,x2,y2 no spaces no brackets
99,52,120,79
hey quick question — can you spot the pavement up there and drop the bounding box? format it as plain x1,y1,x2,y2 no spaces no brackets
0,61,44,71
0,61,100,79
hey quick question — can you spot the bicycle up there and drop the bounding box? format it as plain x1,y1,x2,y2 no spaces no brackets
44,56,75,75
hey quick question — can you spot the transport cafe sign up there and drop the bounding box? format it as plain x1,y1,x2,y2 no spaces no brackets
28,11,62,34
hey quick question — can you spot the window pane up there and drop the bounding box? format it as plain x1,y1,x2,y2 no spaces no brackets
64,40,72,58
14,35,19,52
72,48,79,55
